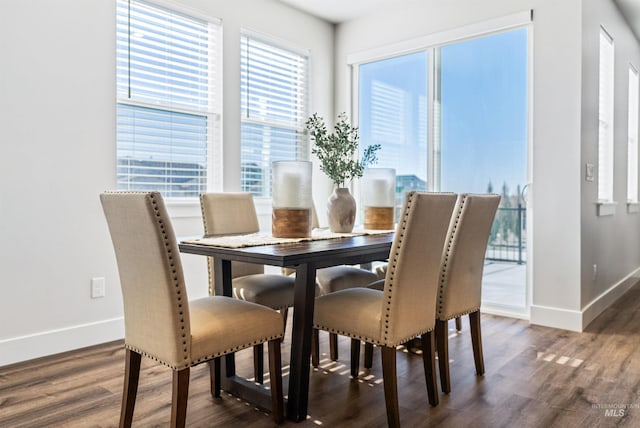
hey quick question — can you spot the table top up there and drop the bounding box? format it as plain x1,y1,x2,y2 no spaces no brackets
179,232,394,269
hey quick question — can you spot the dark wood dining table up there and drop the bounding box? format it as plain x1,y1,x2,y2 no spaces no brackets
179,232,394,422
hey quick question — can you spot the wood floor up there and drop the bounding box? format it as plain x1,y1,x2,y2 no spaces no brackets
3,282,640,427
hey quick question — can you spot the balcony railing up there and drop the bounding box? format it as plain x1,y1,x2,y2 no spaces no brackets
486,205,526,264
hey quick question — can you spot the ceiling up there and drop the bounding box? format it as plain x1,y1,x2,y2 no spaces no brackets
615,0,640,41
278,0,419,24
280,0,640,41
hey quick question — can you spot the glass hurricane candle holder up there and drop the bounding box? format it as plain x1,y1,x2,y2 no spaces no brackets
362,168,396,230
272,161,312,238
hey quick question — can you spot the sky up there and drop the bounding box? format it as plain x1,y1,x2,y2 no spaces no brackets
359,27,528,197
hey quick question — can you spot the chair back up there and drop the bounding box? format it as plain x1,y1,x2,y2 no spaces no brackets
438,194,501,320
200,193,264,294
380,192,457,346
100,191,191,368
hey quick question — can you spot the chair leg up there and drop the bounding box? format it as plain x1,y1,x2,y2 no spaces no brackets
329,333,339,361
381,346,400,428
209,358,221,398
364,343,374,369
281,307,289,334
469,310,485,376
420,331,439,406
119,349,141,428
435,319,451,394
268,339,285,424
171,368,190,428
350,339,361,378
455,316,462,332
312,328,320,367
253,344,264,384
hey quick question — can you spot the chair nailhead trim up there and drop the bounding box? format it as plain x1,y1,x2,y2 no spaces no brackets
381,191,416,345
148,192,190,361
313,324,433,348
438,194,466,317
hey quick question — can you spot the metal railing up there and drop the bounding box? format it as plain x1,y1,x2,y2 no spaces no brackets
486,205,526,264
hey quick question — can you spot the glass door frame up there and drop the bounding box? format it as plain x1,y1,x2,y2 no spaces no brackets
348,11,533,318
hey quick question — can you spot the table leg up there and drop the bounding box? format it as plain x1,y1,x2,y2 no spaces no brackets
214,259,235,378
286,262,317,422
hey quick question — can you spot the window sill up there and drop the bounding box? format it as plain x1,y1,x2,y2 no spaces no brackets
166,198,201,218
597,201,617,216
628,202,640,214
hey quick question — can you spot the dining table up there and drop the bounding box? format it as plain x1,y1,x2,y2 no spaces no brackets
179,230,394,422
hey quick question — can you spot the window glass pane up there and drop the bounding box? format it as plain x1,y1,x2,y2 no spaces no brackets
240,34,309,197
439,28,528,196
359,51,428,211
117,104,207,197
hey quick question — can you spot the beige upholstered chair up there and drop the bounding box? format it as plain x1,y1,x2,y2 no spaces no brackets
100,191,284,427
313,192,457,427
200,192,295,383
435,193,500,394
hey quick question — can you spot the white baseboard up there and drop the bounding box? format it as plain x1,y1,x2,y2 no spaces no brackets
581,267,640,328
530,304,583,332
530,267,640,332
0,317,124,367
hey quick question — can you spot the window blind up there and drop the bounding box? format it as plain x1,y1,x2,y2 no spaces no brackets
240,34,309,197
116,0,221,198
598,27,615,203
628,65,639,202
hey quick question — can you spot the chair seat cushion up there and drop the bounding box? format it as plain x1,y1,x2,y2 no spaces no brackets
314,288,383,344
367,279,385,291
232,274,295,309
316,266,378,295
189,296,284,364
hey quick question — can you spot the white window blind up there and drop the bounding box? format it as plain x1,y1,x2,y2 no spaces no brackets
598,27,615,203
240,33,309,197
628,65,639,202
116,0,221,198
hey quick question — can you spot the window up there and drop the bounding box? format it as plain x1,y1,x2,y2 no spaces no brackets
628,65,639,203
240,33,309,197
598,27,615,203
116,0,221,198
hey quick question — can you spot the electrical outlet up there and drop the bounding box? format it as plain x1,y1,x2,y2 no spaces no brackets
91,277,106,298
592,264,597,281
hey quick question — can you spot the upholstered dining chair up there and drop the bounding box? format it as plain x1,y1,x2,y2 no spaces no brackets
100,191,284,427
435,193,500,394
313,192,457,427
199,192,295,384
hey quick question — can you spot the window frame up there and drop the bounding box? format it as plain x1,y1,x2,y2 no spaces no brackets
115,0,222,200
239,30,310,198
597,26,616,214
627,64,639,211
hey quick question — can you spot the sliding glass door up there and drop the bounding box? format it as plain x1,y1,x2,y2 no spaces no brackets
357,27,529,312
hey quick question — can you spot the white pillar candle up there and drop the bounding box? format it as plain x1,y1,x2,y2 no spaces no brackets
277,172,302,208
367,178,391,207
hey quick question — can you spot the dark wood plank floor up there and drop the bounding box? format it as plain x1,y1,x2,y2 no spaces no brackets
3,282,640,427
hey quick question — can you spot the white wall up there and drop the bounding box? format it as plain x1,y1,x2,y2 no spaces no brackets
334,0,586,330
580,0,640,326
0,0,333,366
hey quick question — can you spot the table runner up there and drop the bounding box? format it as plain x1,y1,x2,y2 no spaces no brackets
182,227,394,249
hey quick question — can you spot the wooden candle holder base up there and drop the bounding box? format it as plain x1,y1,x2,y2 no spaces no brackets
272,208,311,238
364,206,394,230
